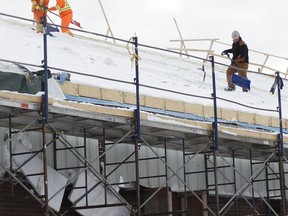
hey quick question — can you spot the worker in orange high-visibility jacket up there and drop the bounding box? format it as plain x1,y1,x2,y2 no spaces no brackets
49,0,73,36
31,0,49,33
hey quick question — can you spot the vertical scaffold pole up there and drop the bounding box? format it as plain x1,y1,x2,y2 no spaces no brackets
210,55,218,151
182,139,188,213
279,150,286,216
276,72,284,156
275,71,286,216
133,36,141,216
210,55,219,215
42,16,49,216
133,36,141,141
9,115,14,198
42,16,49,124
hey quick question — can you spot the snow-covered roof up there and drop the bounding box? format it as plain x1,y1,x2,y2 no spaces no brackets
0,14,287,117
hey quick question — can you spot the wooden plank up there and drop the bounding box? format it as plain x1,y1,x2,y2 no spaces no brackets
0,92,52,104
219,125,288,143
56,100,133,118
151,114,212,130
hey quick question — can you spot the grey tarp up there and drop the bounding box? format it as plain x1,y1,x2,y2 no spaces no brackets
0,63,51,94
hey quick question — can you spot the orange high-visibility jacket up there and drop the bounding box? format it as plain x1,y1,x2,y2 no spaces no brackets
31,0,49,11
49,0,72,18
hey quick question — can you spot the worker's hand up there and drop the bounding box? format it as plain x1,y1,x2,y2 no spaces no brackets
221,50,228,56
35,5,40,10
231,60,235,65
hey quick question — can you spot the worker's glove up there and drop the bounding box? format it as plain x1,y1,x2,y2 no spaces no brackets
221,50,228,56
35,5,40,10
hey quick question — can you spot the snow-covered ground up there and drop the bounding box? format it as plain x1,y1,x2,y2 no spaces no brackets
0,14,286,120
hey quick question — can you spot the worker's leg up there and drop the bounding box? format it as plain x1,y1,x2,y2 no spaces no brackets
226,65,237,89
236,63,249,92
236,63,248,79
61,13,73,36
34,10,45,33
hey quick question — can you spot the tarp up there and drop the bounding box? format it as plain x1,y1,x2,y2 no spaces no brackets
0,71,42,94
0,63,51,94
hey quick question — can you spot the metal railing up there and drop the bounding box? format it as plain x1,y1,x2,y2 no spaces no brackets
169,38,288,78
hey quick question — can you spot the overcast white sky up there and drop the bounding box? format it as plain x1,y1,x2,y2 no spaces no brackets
1,0,288,69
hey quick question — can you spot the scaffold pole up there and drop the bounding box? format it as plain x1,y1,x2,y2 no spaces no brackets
42,15,50,216
133,36,141,216
210,55,220,215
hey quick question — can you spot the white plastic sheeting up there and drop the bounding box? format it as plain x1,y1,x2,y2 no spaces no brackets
104,143,287,198
69,170,130,216
8,133,68,212
0,129,288,208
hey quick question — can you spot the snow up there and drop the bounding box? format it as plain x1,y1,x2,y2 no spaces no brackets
0,15,287,121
